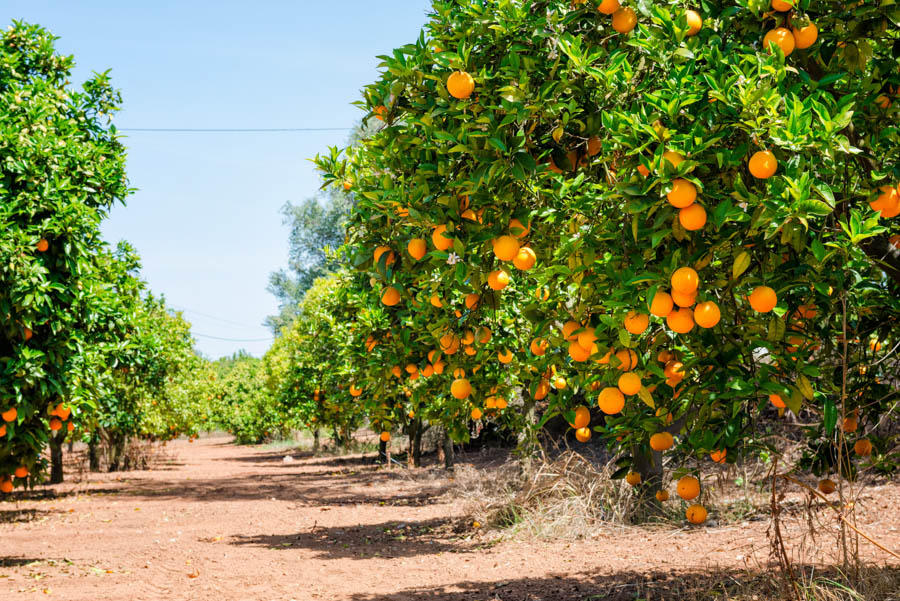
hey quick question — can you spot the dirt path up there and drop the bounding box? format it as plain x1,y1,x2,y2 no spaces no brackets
2,435,898,601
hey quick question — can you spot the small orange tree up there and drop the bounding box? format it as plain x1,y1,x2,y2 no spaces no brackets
314,0,900,521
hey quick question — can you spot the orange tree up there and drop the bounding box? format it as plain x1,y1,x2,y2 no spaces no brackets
314,0,900,520
0,22,132,489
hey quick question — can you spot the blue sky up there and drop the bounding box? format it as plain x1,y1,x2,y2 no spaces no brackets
6,0,431,358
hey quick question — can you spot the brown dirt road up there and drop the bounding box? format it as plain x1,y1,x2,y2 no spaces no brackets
2,435,898,601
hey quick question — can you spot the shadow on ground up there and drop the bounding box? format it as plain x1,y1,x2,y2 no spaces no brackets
343,565,900,601
0,508,62,524
228,516,473,560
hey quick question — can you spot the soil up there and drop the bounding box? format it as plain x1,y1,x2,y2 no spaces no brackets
1,435,898,601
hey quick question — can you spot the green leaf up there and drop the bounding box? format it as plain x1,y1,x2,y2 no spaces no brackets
732,251,751,280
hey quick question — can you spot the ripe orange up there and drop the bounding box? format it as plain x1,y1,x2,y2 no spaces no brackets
465,293,481,310
433,360,446,374
350,384,363,397
50,418,62,431
2,407,17,422
23,327,33,341
748,150,778,179
381,287,401,306
598,387,625,414
710,449,727,464
615,349,638,370
685,10,702,36
496,397,508,410
618,371,642,396
650,290,674,317
649,432,674,451
430,294,443,308
666,307,695,334
854,439,872,456
478,327,491,344
572,406,591,429
534,379,551,400
575,427,592,443
535,287,550,301
562,320,582,341
624,311,649,335
657,349,673,363
373,105,388,121
54,404,71,420
440,333,461,354
461,330,476,345
769,394,786,408
671,289,697,308
818,479,836,495
0,424,6,437
509,218,530,238
671,267,699,293
763,28,795,57
637,163,650,177
422,364,434,377
380,431,391,442
36,238,49,252
667,178,697,208
554,377,567,390
664,360,684,380
374,246,395,265
432,224,453,250
493,235,520,261
842,417,858,433
451,378,472,399
471,407,483,420
487,270,510,290
611,7,637,34
597,0,619,15
877,94,892,110
661,151,684,170
871,186,900,218
568,341,591,362
677,475,700,500
513,247,536,270
14,466,28,479
530,337,548,356
577,326,597,349
679,203,707,231
771,0,793,11
0,479,12,494
586,135,602,156
656,490,669,502
686,504,707,524
408,239,427,260
447,71,475,99
748,286,777,312
792,22,818,49
694,301,721,328
498,349,513,364
625,472,641,486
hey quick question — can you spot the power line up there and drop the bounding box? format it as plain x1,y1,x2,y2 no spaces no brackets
169,305,269,331
119,127,351,133
193,332,274,343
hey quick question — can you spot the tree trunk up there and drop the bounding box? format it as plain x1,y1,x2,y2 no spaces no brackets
631,444,664,520
407,419,419,468
442,430,454,470
108,435,125,472
412,420,423,468
49,432,64,484
67,439,74,453
88,432,100,472
378,439,387,464
313,428,320,453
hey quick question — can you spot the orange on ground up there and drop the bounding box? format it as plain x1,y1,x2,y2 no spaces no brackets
749,286,777,312
677,475,701,500
447,71,475,99
667,178,697,208
854,439,872,456
618,371,642,396
598,387,625,414
818,479,836,494
694,301,721,328
649,432,674,452
624,311,649,335
650,290,674,317
488,270,509,291
671,267,699,293
679,203,706,231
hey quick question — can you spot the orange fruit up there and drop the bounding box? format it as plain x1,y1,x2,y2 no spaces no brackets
530,337,549,356
650,291,674,317
374,246,396,265
877,94,892,110
624,311,649,334
854,439,872,456
671,267,699,293
637,163,650,177
487,270,510,291
381,287,401,306
656,490,669,502
666,307,695,334
748,286,777,312
408,238,427,260
509,218,530,238
0,424,6,437
513,247,536,270
748,150,778,179
598,387,625,414
572,406,591,429
667,178,697,208
677,475,700,500
54,404,71,420
769,394,786,408
686,504,707,524
432,225,453,250
447,71,475,99
664,360,684,379
577,326,598,349
618,371,642,396
50,418,62,431
763,28,795,57
380,431,391,442
871,186,900,217
625,471,641,486
562,320,582,341
657,349,674,363
350,384,363,397
534,380,551,400
661,151,684,170
440,333,461,354
430,294,443,308
477,327,491,344
685,10,702,36
465,293,481,310
433,360,446,374
615,349,639,370
818,479,836,495
535,287,550,301
568,341,592,362
0,479,12,494
23,327,32,341
373,105,388,121
36,238,49,252
842,417,858,433
575,427,592,443
2,407,17,422
694,301,721,328
671,289,697,308
679,203,707,231
586,135,602,156
771,0,793,11
611,7,637,33
461,330,476,345
471,407,483,420
498,349,513,364
554,377,567,390
493,235,520,261
422,364,435,377
710,449,727,464
597,0,619,15
649,432,674,451
14,466,28,479
792,22,818,49
451,378,472,399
